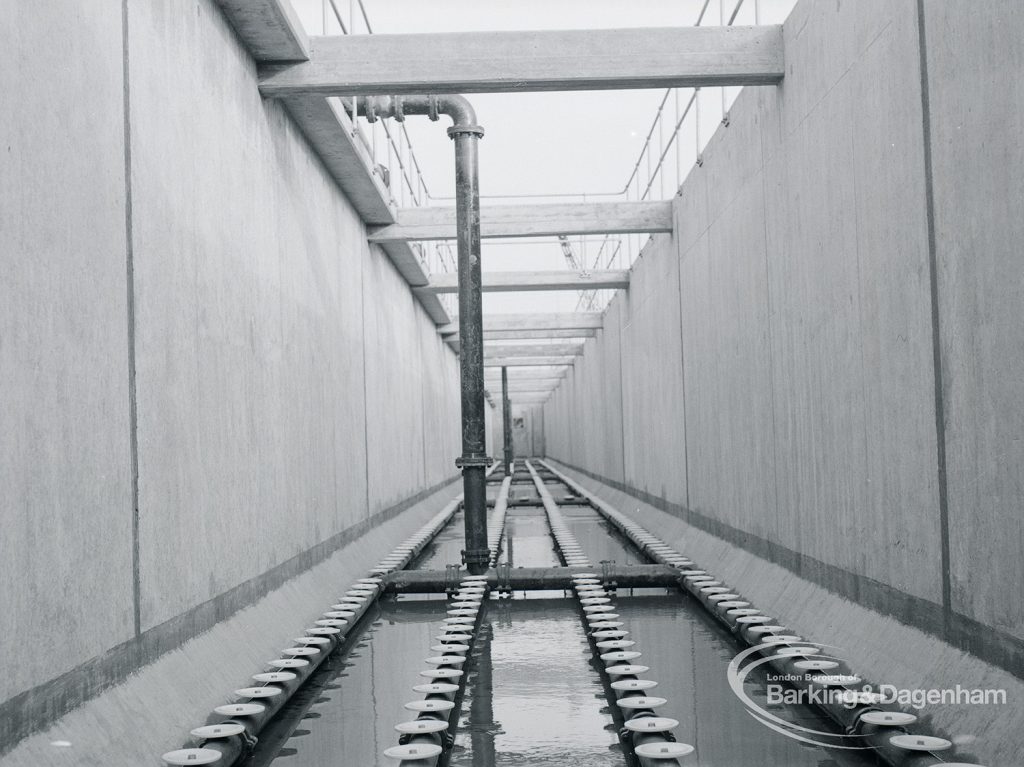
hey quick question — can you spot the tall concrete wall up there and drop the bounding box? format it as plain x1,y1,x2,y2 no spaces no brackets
0,0,460,749
545,0,1024,678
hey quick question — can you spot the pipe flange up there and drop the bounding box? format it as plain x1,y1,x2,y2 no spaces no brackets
392,96,405,122
447,124,485,139
427,95,440,122
455,455,492,469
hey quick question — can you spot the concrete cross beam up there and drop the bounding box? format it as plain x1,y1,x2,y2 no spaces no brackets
483,328,597,341
417,269,629,294
439,312,604,335
489,385,562,396
258,26,785,96
447,329,597,348
483,343,584,358
370,202,672,242
483,372,565,380
483,356,579,367
485,367,570,380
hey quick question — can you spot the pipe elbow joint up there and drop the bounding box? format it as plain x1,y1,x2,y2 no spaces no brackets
433,95,484,139
356,94,483,138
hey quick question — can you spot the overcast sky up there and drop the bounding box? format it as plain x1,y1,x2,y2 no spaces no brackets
289,0,797,315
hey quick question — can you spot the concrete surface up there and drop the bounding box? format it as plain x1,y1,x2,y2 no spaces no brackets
0,0,135,714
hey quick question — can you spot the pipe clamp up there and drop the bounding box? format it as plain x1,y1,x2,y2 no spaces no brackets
461,548,490,567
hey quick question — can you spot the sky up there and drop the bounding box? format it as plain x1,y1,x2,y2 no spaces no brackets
288,0,798,318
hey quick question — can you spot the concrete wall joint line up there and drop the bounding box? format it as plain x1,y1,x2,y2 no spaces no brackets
360,247,372,516
758,130,783,544
121,0,142,639
673,216,691,508
916,0,952,621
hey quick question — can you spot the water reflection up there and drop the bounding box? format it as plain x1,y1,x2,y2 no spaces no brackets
560,504,644,566
452,600,623,767
497,509,560,568
413,510,470,569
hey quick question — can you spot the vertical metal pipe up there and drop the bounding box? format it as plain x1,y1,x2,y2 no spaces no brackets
357,95,489,573
450,128,490,575
501,367,513,474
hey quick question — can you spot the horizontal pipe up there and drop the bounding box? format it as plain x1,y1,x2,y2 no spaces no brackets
383,564,680,593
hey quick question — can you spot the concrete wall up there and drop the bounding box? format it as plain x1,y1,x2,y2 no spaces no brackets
512,405,545,458
0,0,460,749
545,0,1024,677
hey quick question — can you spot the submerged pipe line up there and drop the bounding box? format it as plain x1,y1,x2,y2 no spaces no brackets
487,475,512,568
538,460,986,767
383,564,679,593
385,572,491,767
378,472,508,765
361,94,490,575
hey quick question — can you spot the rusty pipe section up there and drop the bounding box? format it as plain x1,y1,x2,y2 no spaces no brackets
360,95,490,575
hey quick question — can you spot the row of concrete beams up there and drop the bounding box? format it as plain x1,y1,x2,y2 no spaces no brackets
460,316,601,393
484,359,571,400
216,2,784,341
385,200,661,297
